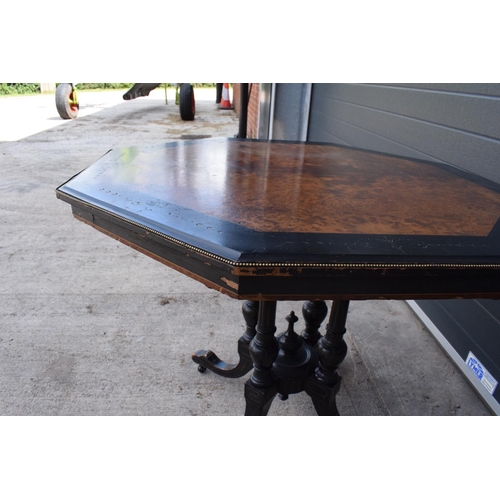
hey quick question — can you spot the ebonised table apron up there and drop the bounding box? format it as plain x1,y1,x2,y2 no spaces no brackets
56,138,500,415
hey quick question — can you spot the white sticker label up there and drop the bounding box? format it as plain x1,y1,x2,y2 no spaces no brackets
466,352,498,395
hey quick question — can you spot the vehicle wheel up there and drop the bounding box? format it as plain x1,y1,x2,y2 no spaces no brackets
179,83,195,121
56,83,79,119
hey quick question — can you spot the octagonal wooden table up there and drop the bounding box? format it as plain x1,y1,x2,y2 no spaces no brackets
56,138,500,415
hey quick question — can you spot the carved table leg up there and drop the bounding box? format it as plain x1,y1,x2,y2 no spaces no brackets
244,301,280,416
192,300,258,378
301,300,329,346
193,299,349,416
305,300,349,416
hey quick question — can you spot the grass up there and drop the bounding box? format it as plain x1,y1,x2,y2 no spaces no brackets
0,83,216,96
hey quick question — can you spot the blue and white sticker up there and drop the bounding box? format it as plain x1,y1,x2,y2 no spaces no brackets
466,352,498,395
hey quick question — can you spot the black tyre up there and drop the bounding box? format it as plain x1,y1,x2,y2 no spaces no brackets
216,83,223,103
56,83,79,119
179,83,195,121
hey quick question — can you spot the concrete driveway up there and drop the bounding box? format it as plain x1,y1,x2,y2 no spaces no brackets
0,87,491,415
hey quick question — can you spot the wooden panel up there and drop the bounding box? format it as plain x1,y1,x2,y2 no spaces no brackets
57,139,500,237
56,138,500,300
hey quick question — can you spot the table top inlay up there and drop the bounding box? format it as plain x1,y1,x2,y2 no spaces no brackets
61,139,500,238
56,138,500,300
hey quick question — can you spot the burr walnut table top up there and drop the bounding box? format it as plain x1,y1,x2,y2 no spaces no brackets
56,138,500,300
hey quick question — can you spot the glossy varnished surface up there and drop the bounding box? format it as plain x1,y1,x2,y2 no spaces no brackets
149,140,500,237
59,138,500,238
56,138,500,299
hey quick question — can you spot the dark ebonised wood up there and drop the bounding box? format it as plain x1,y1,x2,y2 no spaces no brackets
56,138,500,415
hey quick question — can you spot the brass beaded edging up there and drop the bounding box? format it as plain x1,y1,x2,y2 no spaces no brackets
60,192,500,270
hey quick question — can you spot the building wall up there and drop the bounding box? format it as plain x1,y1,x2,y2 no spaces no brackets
247,84,260,139
232,84,241,113
232,83,260,139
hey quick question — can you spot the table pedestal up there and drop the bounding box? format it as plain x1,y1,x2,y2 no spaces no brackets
192,300,349,416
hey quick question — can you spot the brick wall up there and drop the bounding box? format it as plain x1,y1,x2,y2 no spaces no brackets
232,84,241,116
232,83,260,139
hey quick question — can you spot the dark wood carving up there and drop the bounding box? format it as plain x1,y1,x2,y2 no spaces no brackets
192,300,258,377
55,138,500,415
301,300,328,346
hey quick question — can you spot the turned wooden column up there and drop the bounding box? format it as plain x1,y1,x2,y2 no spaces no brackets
301,300,329,346
244,301,280,415
249,301,279,388
305,300,350,416
316,300,349,386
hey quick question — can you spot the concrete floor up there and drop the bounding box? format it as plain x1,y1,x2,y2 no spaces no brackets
0,87,492,416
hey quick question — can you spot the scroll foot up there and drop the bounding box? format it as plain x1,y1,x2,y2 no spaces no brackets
192,300,258,379
192,336,254,378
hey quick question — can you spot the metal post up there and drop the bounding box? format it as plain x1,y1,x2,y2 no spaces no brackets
238,83,249,139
